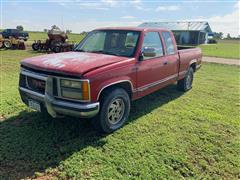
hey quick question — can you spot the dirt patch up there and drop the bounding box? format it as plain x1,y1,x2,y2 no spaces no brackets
202,57,240,66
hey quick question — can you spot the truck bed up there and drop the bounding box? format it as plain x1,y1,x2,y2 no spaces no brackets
178,46,202,74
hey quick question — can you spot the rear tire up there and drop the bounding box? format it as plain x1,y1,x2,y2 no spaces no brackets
93,88,130,133
177,67,194,91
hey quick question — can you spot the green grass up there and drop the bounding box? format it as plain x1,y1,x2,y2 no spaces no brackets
19,31,85,48
199,40,240,59
28,31,84,43
0,50,240,179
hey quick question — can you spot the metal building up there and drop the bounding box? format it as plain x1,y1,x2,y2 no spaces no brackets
139,21,213,45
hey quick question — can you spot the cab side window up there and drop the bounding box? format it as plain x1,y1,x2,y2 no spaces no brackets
162,32,175,55
142,32,164,60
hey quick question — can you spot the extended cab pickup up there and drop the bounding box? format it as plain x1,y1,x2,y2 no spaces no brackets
19,27,201,133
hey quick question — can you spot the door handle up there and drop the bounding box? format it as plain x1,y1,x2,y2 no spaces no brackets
163,61,168,65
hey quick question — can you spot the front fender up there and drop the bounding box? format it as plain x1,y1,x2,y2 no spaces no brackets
91,76,135,101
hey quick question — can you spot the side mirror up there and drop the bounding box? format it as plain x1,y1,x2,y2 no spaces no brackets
143,47,156,57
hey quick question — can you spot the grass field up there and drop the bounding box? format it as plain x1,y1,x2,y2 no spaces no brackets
28,31,84,43
199,40,240,59
0,49,239,179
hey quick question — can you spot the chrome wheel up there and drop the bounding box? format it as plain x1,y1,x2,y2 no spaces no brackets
186,71,193,89
107,98,125,125
4,40,12,48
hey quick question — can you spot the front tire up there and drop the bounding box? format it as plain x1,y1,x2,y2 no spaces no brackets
3,40,12,49
32,43,39,51
177,67,194,91
93,88,130,133
53,45,61,53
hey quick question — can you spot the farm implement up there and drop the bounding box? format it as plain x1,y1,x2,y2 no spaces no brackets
0,34,26,50
32,26,74,53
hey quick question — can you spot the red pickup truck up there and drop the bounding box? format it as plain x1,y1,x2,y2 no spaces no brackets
19,27,201,133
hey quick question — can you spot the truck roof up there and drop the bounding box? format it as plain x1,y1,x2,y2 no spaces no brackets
95,26,170,32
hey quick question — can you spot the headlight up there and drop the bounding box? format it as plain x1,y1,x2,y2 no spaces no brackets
60,79,90,101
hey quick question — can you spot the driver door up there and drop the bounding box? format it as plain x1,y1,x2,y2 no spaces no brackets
136,31,169,97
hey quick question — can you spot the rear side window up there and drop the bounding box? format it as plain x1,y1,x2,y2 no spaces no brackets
142,32,164,59
162,32,175,55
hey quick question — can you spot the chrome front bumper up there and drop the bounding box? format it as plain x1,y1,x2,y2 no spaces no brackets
19,87,99,118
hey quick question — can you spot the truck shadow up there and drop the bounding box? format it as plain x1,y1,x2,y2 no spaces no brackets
0,84,184,179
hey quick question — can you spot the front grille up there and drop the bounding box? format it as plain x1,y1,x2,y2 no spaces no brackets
26,76,46,94
19,74,26,87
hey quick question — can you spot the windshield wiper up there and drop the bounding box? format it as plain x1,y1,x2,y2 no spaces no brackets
94,50,119,56
74,49,86,52
88,50,104,53
77,50,120,56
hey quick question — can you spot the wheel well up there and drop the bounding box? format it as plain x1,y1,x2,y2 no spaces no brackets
190,63,196,72
98,81,132,101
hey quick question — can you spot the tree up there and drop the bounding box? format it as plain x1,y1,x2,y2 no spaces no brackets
66,29,72,34
51,25,58,29
80,31,88,35
16,25,24,31
213,32,223,39
226,33,231,39
43,29,48,32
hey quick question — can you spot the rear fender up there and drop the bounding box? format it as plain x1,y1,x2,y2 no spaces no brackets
189,59,197,66
189,59,197,71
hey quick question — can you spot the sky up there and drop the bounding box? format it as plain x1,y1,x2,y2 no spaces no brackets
1,0,240,37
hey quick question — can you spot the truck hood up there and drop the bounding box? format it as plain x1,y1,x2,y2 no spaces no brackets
21,52,131,76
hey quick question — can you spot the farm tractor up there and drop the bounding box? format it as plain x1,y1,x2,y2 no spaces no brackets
0,34,26,50
32,26,74,53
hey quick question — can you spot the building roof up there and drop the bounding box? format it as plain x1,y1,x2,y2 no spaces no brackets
139,21,212,33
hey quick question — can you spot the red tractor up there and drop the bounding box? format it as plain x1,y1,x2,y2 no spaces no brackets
32,26,74,53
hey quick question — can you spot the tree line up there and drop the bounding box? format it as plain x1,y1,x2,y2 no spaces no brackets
214,32,240,40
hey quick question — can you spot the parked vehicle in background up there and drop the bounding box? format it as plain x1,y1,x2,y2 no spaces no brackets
19,27,202,133
0,29,29,41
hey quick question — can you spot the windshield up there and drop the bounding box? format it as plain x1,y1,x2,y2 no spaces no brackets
75,30,140,57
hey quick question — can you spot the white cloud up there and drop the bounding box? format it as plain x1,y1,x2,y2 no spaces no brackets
129,0,150,11
56,1,110,10
3,1,239,37
156,5,180,11
121,16,136,19
208,1,240,37
234,1,240,8
101,0,118,7
182,2,239,37
77,2,109,10
3,19,142,34
207,11,239,37
130,0,141,5
66,20,142,33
